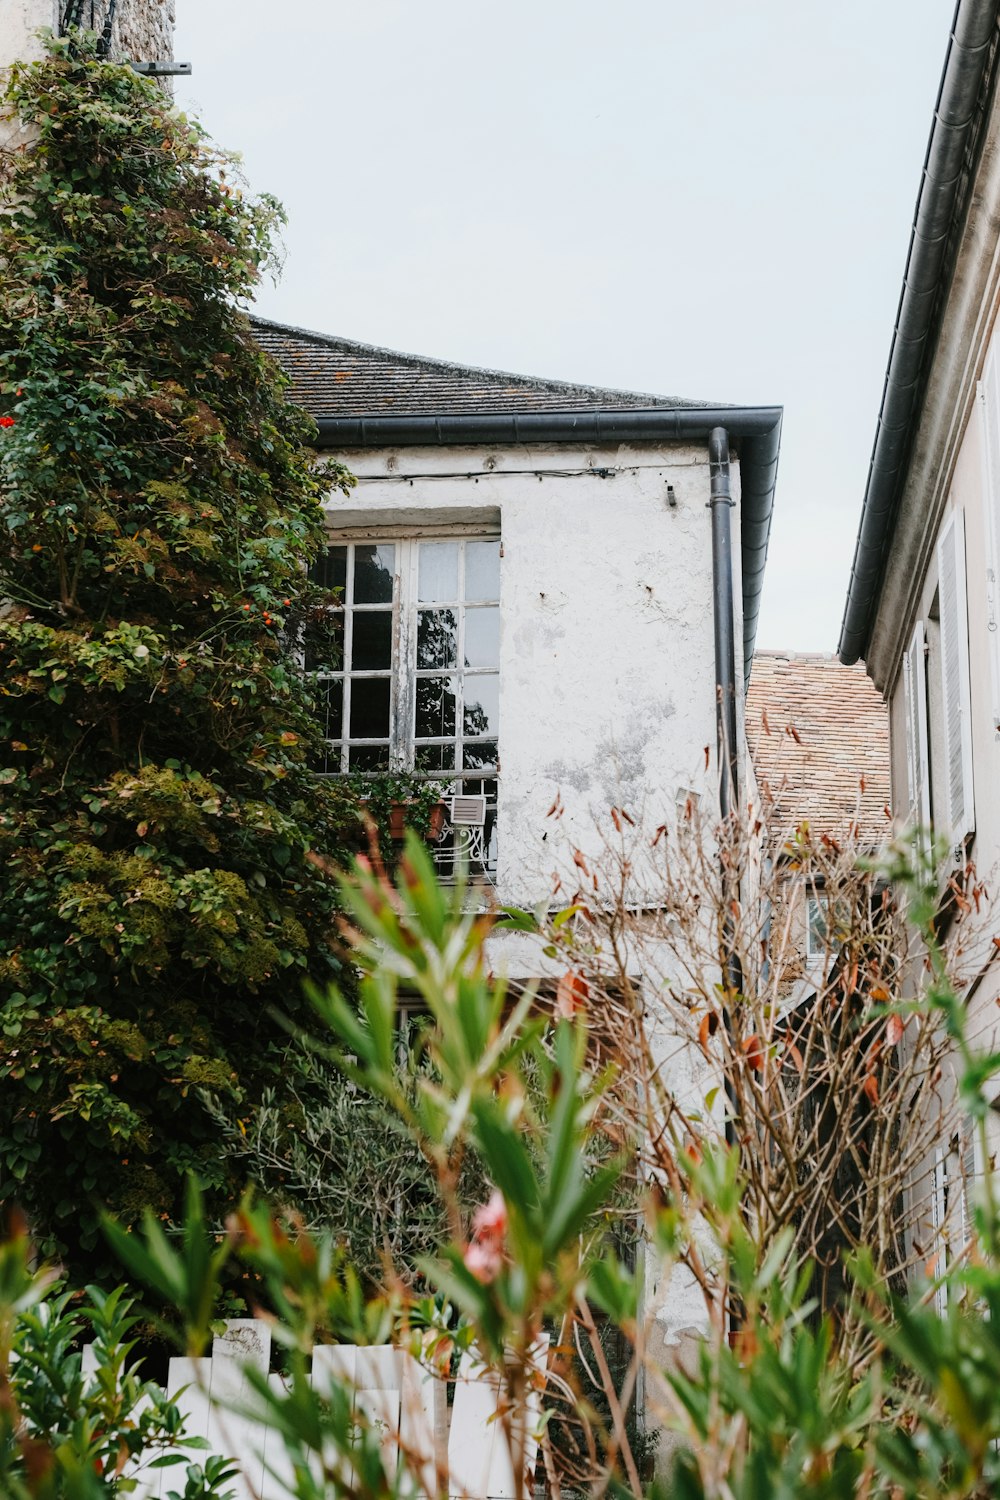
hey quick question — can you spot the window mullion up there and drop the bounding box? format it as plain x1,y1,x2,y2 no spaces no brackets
392,539,416,770
342,543,354,773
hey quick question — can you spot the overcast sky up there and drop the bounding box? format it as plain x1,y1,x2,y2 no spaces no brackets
174,1,951,655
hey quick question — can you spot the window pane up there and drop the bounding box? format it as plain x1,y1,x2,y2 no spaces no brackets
349,677,390,739
313,545,348,594
350,744,391,771
463,739,497,772
352,610,392,671
808,897,828,955
416,676,458,739
464,607,499,668
464,675,498,737
415,742,458,773
417,609,458,668
465,541,500,601
316,741,343,775
315,678,343,742
303,608,344,673
418,542,459,602
353,544,395,604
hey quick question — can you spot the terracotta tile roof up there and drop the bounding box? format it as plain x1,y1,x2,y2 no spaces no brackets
250,315,719,418
746,652,891,847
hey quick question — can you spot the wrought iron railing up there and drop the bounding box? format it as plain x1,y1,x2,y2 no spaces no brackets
424,774,497,883
60,0,117,57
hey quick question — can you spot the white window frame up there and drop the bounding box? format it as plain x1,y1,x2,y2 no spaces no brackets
902,619,931,834
310,531,501,874
937,507,975,846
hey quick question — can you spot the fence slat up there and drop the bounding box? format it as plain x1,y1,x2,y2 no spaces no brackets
206,1321,271,1500
77,1322,547,1500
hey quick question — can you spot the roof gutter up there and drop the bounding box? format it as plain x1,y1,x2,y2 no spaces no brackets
312,406,782,685
839,0,999,665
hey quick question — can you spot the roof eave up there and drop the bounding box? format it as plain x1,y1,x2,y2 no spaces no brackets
312,406,782,686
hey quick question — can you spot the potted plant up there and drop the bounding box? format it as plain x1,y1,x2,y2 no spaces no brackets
347,772,446,860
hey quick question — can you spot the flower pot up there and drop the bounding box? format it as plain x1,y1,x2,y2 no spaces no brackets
388,800,447,841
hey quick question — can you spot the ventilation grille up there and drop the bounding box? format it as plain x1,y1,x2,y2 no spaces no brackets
449,795,487,827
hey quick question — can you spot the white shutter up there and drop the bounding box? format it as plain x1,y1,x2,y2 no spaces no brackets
937,508,975,843
902,621,930,831
931,1147,950,1315
978,344,1000,735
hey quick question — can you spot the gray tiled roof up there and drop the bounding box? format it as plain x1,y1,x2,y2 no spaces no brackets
251,316,716,418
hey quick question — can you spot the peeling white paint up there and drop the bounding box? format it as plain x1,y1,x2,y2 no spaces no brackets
329,440,745,913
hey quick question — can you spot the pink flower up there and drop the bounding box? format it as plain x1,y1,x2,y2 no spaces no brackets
472,1188,507,1243
463,1188,508,1283
463,1238,504,1284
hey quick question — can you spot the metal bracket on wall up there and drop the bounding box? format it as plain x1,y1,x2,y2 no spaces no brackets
130,61,193,75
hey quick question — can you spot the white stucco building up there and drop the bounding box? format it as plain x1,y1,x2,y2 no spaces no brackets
839,0,1000,1256
254,317,782,918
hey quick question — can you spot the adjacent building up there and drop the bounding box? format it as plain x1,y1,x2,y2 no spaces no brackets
839,0,1000,1051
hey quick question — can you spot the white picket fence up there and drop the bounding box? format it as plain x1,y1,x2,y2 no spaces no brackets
83,1320,547,1500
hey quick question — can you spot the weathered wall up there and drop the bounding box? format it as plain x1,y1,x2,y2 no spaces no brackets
2,1,59,66
327,438,741,913
0,0,175,72
108,0,175,65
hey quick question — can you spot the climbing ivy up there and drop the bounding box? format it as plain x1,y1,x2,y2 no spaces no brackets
0,39,358,1280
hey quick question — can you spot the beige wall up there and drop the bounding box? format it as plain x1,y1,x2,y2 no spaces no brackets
886,389,1000,1077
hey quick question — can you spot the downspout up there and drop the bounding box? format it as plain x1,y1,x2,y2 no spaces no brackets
710,427,740,817
708,427,743,1171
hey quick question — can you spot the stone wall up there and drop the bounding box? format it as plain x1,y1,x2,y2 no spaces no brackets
0,0,176,71
108,0,176,65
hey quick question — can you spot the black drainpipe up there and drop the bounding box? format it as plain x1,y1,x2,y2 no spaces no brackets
708,427,743,1171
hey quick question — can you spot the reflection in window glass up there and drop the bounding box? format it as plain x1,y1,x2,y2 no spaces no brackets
418,542,459,602
354,544,395,604
415,742,456,773
417,609,458,669
464,739,497,772
464,675,498,737
416,676,459,740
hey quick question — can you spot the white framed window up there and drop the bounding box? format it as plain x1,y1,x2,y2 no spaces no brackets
805,892,848,961
806,894,829,960
937,508,975,845
308,535,500,873
902,619,931,833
